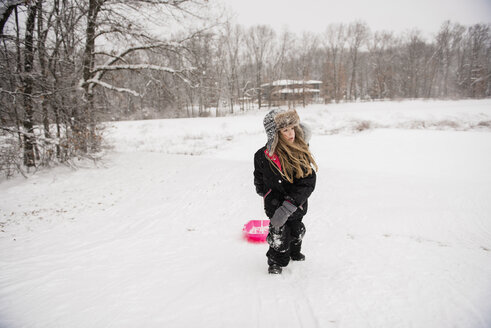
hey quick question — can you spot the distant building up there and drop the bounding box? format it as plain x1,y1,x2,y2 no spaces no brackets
261,80,323,106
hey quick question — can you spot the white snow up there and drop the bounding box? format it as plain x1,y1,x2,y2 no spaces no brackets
1,99,491,327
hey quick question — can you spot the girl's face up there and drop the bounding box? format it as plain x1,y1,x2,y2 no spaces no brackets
279,126,295,143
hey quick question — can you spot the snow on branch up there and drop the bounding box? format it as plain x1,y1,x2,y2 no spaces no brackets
470,73,491,86
85,79,141,97
91,64,195,74
89,42,185,82
80,38,197,94
0,0,23,17
0,126,61,145
0,0,24,35
101,43,182,68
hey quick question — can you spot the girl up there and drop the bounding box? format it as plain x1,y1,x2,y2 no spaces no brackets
253,108,317,274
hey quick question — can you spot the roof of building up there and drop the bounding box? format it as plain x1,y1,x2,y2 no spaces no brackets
261,80,323,87
272,88,320,94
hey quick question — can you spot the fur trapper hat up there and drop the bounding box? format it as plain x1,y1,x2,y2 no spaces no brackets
264,108,310,155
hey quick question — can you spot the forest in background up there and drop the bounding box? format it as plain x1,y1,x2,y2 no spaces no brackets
0,0,489,176
98,19,490,119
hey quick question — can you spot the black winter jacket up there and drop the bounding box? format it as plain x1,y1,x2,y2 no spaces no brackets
253,145,316,220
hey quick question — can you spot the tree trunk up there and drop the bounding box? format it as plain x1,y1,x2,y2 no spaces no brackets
37,0,51,140
350,50,358,100
81,0,103,152
22,2,39,167
256,62,262,109
14,6,21,75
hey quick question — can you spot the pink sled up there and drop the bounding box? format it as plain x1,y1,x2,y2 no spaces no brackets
243,219,270,242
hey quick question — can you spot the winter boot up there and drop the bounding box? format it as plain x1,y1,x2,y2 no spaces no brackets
290,240,305,261
290,252,305,261
268,264,282,274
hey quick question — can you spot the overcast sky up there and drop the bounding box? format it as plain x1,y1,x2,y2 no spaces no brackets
221,0,491,37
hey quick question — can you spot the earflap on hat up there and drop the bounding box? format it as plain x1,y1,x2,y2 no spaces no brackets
299,122,311,144
263,108,281,155
267,132,279,156
263,108,300,155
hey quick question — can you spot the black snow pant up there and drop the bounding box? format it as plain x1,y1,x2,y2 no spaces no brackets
266,218,306,267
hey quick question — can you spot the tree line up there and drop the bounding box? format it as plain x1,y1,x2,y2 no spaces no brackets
0,0,489,176
101,20,490,118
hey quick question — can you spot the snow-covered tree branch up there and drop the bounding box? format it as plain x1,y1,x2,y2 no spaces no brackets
85,79,141,97
0,0,24,35
91,64,195,75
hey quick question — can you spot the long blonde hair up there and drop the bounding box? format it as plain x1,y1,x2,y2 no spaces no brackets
270,125,318,183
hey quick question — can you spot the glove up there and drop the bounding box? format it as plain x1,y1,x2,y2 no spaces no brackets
270,200,297,230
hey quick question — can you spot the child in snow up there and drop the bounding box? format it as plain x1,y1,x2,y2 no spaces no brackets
253,108,317,274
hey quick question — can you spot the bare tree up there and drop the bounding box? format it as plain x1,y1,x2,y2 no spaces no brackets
465,24,490,98
367,31,398,99
222,23,243,113
246,25,275,109
322,23,347,103
75,0,213,136
21,1,41,167
434,21,455,97
347,21,369,100
400,30,425,98
291,32,318,107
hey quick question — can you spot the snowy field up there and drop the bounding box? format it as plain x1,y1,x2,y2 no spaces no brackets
1,99,491,328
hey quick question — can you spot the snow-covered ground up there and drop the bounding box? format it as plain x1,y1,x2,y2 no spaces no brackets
1,99,491,328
